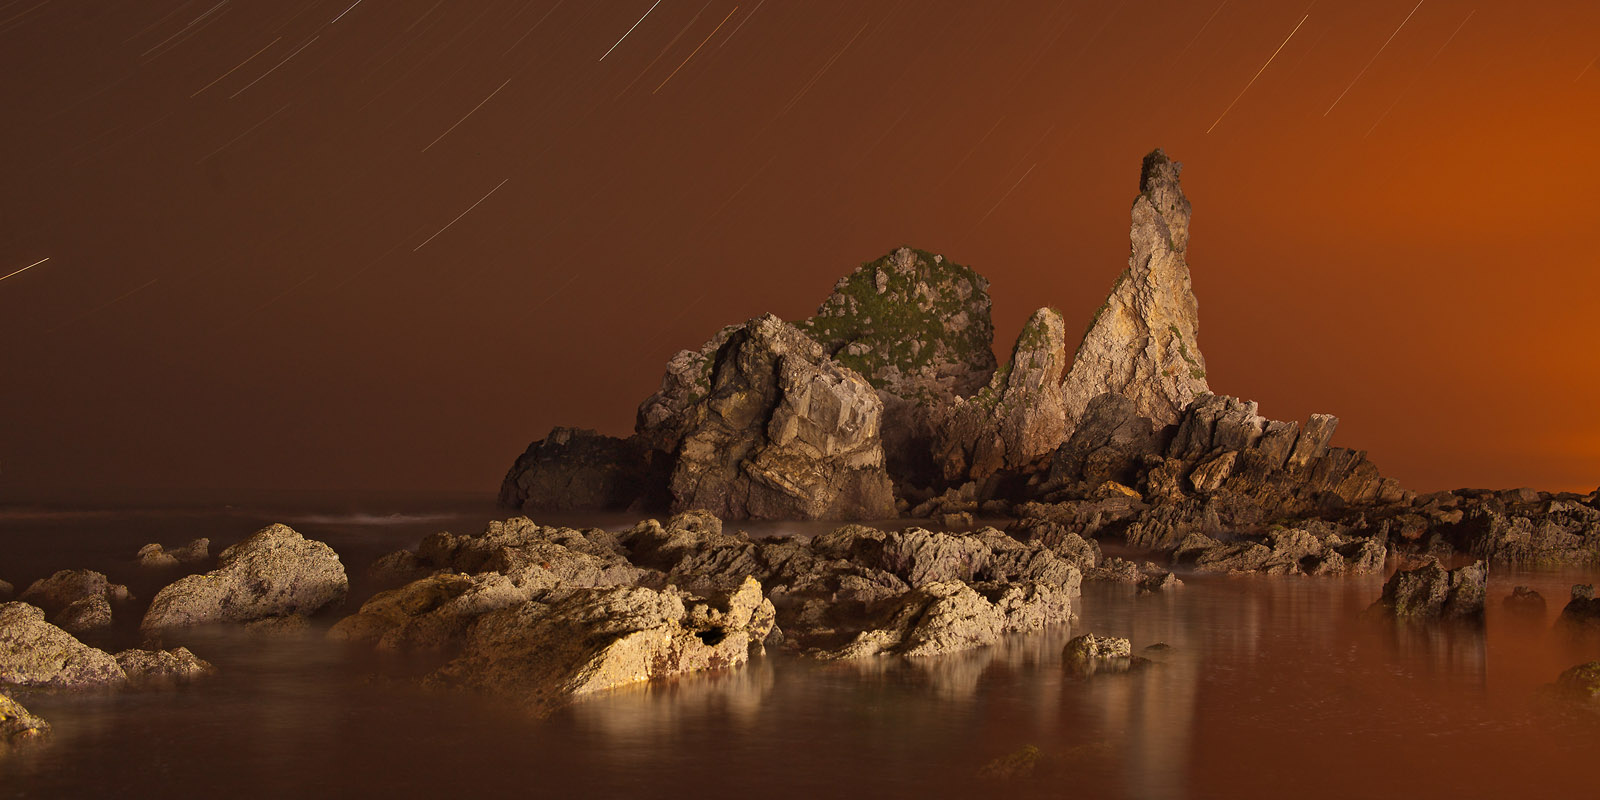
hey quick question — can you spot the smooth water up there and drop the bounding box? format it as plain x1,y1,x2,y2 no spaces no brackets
3,497,1599,799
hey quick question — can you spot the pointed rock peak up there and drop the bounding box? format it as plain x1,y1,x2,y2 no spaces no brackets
1062,150,1209,432
800,246,996,399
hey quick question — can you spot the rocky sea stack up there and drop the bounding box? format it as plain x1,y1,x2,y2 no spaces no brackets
499,149,1599,569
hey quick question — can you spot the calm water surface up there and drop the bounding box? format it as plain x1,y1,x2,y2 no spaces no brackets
3,495,1599,799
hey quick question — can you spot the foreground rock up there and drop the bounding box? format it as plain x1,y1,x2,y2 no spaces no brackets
1370,560,1487,621
425,578,774,714
142,524,347,632
114,648,216,688
18,569,133,634
135,538,210,569
0,603,126,689
1555,662,1600,709
1062,633,1146,679
814,581,1072,659
0,692,50,748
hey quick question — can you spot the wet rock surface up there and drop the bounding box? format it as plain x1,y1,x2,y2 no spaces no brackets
114,647,217,688
0,603,126,689
142,524,348,632
1371,560,1488,621
1062,633,1147,679
0,692,51,748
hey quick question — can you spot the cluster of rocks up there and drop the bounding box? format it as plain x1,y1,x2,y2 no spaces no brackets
497,148,1600,570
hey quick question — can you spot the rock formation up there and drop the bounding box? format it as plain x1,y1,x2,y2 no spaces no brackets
135,539,210,569
18,569,134,634
142,524,348,632
114,648,216,689
498,427,668,513
666,314,895,519
0,692,50,748
0,602,126,689
1062,633,1146,679
1370,560,1487,620
1062,149,1209,431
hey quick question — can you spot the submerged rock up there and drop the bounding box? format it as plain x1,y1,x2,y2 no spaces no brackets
1062,149,1208,434
1062,633,1146,679
1503,586,1547,615
18,569,133,634
135,538,210,569
0,602,126,689
978,744,1041,780
1555,661,1600,709
141,524,348,632
1370,560,1487,621
114,647,216,688
425,578,774,714
0,692,51,748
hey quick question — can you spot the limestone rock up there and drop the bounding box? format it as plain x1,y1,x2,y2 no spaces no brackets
1043,393,1163,491
667,314,895,520
136,539,210,569
18,570,132,634
141,524,348,632
1062,633,1146,679
934,308,1070,484
0,692,51,748
1370,560,1487,620
114,647,216,688
425,578,775,714
498,427,668,513
1062,149,1208,434
636,324,741,454
0,602,126,689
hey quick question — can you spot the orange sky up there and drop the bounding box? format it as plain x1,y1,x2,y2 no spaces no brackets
0,0,1596,497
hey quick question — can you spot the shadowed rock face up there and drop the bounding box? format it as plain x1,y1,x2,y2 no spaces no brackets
498,427,668,513
1063,149,1209,434
668,314,895,520
934,307,1070,485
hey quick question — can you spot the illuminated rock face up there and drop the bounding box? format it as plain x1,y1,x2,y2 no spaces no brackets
1063,149,1209,435
141,524,348,631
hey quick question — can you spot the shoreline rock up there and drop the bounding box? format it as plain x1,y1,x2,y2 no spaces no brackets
141,524,348,633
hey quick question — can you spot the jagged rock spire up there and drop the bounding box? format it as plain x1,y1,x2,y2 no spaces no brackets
1062,148,1209,432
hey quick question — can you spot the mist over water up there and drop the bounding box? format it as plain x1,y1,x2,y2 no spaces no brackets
4,499,1600,798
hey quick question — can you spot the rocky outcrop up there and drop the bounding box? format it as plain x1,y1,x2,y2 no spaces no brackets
141,524,348,632
135,539,210,569
933,308,1070,485
666,314,895,520
635,324,741,454
498,427,669,513
114,647,216,688
813,580,1072,659
1043,393,1163,492
425,578,774,714
0,603,126,689
1174,527,1386,576
1,692,50,747
1370,560,1487,620
1062,633,1146,679
18,570,133,634
1062,150,1209,433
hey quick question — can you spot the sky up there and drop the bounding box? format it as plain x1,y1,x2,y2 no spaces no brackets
1,0,1597,499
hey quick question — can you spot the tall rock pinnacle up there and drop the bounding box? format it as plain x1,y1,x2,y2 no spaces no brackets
1062,148,1209,431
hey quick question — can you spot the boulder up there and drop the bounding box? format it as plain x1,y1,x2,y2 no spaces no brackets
0,692,51,747
18,569,132,634
0,602,126,689
1502,586,1547,615
1062,633,1147,679
1557,584,1600,628
114,647,216,688
141,524,348,632
425,578,775,714
1062,149,1209,435
498,427,668,513
933,308,1070,484
135,538,210,569
329,572,530,652
666,314,896,519
1370,560,1487,620
1555,661,1600,709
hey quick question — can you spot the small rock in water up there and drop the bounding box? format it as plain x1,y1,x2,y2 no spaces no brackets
978,744,1040,780
1557,584,1600,628
114,647,216,688
1062,633,1147,679
1554,661,1600,709
18,569,134,634
135,539,210,569
0,692,51,748
141,524,347,632
1370,559,1487,621
0,602,127,689
1502,586,1547,615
